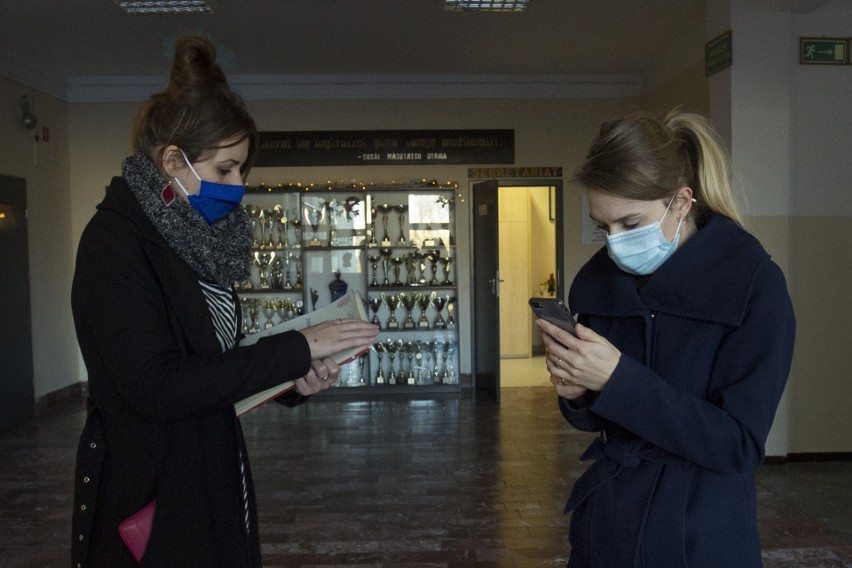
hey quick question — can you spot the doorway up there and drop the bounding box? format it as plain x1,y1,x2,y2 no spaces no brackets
0,174,35,431
472,179,563,400
498,185,557,387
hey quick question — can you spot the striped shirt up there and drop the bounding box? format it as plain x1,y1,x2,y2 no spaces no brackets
198,280,250,533
198,280,238,352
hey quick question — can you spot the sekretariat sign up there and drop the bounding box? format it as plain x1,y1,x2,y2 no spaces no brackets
256,129,514,167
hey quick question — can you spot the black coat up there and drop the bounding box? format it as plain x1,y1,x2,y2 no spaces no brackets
562,214,796,568
71,177,312,567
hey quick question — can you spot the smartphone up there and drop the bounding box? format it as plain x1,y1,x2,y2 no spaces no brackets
529,297,577,335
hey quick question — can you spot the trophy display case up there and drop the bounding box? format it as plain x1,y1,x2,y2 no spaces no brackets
237,182,459,393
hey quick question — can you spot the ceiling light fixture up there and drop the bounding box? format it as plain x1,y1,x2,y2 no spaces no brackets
114,1,212,15
445,0,530,12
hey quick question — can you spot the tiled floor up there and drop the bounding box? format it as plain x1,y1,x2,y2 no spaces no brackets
1,380,850,567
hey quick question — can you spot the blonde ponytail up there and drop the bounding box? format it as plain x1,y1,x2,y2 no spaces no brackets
574,109,746,228
664,110,745,227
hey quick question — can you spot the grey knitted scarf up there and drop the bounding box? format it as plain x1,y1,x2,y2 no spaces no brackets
122,152,252,288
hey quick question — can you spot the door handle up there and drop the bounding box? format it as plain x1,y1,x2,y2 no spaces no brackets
489,274,505,296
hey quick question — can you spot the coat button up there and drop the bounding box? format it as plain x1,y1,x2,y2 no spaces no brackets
83,476,90,483
79,534,85,541
90,442,97,449
81,504,87,511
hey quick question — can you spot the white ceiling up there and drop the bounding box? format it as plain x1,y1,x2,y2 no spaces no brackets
0,0,833,102
1,0,717,101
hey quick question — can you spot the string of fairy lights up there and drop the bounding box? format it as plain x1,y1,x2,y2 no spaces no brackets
244,178,464,203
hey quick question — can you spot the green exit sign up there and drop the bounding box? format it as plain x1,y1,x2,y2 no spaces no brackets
800,38,848,65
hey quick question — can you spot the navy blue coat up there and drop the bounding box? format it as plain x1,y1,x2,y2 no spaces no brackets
562,214,795,568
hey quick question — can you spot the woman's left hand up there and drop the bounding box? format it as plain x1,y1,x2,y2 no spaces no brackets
536,319,621,392
294,357,340,395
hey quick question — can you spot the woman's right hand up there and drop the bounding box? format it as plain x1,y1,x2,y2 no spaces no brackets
299,319,379,360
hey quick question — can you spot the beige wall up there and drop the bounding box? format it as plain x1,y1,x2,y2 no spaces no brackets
0,76,78,401
788,216,852,453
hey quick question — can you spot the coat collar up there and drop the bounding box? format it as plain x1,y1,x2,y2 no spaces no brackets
568,214,770,327
100,177,224,355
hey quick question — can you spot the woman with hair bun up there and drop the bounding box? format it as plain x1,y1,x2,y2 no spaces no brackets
536,110,795,567
70,33,377,566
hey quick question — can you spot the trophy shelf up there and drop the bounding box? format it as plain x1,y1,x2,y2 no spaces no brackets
238,185,460,392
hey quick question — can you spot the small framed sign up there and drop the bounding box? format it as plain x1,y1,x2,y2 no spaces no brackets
705,30,733,76
800,37,847,65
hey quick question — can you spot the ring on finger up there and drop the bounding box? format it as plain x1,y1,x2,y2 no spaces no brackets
321,375,329,381
559,377,570,386
555,358,563,369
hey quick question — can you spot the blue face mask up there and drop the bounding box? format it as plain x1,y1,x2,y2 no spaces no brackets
173,150,245,225
606,197,683,275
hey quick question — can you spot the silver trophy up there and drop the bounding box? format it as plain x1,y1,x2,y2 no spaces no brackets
281,254,293,290
382,292,400,330
248,300,261,334
263,300,275,329
376,203,393,246
244,204,260,248
405,341,416,385
413,341,425,384
339,354,365,387
383,339,403,385
426,250,441,286
399,293,417,329
291,254,303,289
393,203,408,245
253,252,271,289
414,251,428,286
429,340,441,383
442,341,457,384
240,297,250,335
439,256,454,286
303,202,326,247
446,296,456,329
270,254,284,289
390,257,405,286
397,342,409,384
327,199,339,246
372,342,386,385
379,248,393,287
405,253,418,286
417,292,433,328
276,206,289,249
433,294,448,329
367,295,383,328
367,204,379,247
262,209,276,250
289,207,302,249
368,254,381,287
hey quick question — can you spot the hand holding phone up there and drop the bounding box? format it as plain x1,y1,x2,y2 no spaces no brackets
529,297,577,336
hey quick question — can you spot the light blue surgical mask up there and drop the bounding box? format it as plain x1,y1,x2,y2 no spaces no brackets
606,197,683,275
173,149,245,225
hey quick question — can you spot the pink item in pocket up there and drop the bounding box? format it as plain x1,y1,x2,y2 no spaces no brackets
118,499,156,563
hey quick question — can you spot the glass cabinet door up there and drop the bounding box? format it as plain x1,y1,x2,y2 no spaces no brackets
238,184,459,392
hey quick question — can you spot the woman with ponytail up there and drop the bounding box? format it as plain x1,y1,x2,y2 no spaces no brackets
70,33,377,566
536,110,795,567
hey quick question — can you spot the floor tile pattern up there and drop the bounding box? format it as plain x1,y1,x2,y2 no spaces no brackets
0,388,850,567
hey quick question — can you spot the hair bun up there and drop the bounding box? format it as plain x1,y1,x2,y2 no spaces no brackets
168,33,228,99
